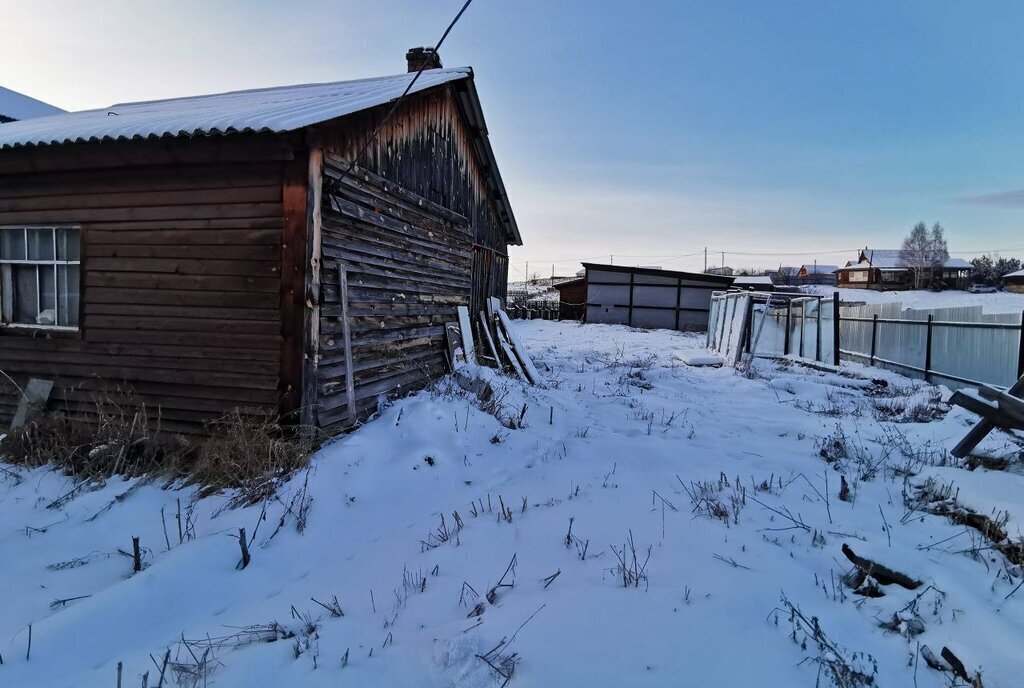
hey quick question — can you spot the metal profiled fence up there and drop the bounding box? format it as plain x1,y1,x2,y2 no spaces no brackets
707,290,1024,389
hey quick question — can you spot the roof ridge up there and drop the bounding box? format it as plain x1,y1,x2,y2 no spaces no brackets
107,67,472,110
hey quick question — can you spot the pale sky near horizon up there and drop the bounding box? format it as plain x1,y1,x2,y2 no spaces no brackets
3,0,1024,277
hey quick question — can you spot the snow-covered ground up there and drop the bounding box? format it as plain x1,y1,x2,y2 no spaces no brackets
807,285,1024,315
2,320,1024,687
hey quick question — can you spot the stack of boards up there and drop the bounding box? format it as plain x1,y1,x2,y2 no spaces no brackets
445,298,544,386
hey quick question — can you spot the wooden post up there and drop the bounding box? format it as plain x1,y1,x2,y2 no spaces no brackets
280,156,310,422
799,300,806,358
1018,309,1024,379
132,537,141,573
300,149,324,428
338,265,356,426
869,313,878,366
815,298,822,362
924,314,934,382
784,300,791,355
832,292,841,366
744,296,755,354
238,528,250,569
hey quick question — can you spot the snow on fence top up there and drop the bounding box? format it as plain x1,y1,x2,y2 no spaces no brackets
0,68,471,149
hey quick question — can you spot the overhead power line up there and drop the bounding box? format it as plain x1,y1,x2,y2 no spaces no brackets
328,0,474,192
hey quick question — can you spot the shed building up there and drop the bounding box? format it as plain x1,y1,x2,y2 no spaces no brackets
583,263,732,331
1003,268,1024,294
552,276,586,321
0,51,520,430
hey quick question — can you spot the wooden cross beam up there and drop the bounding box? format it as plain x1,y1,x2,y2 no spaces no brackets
949,374,1024,458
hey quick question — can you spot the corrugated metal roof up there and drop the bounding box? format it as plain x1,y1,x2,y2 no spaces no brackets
0,68,471,149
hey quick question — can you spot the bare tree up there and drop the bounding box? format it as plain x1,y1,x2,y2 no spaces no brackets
900,222,948,289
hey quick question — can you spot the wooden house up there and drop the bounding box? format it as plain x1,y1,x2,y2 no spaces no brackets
836,248,972,291
836,249,912,290
583,263,732,330
1003,268,1024,294
0,50,521,431
937,258,973,290
796,264,838,285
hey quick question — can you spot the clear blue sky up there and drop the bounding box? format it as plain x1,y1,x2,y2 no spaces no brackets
4,0,1024,276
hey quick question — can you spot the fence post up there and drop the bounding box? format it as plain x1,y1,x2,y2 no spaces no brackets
924,314,933,383
815,298,822,362
784,300,792,355
1018,309,1024,379
832,292,841,366
799,300,806,358
869,313,878,367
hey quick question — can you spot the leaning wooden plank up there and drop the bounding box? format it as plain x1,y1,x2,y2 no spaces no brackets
337,265,357,426
445,321,466,371
495,326,527,381
951,375,1024,457
487,296,501,321
456,306,477,366
11,378,53,429
497,309,544,386
479,310,501,368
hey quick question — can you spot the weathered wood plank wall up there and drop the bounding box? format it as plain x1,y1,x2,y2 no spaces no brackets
316,156,472,426
309,84,510,315
0,154,291,431
305,85,513,427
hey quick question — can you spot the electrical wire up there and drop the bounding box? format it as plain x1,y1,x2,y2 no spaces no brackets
327,0,475,193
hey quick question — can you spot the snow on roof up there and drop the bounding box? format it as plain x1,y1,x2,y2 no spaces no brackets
860,249,907,269
800,264,838,274
0,68,470,149
1004,268,1024,279
943,258,973,269
732,275,774,284
0,86,65,121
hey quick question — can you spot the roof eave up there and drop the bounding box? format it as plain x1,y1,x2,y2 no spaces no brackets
452,76,522,246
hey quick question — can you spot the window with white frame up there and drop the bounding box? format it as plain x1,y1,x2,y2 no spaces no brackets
0,226,81,328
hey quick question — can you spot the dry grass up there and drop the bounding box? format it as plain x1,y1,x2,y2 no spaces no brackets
0,392,322,505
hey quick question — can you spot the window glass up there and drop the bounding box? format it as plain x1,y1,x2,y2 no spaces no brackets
14,265,38,323
27,228,54,260
56,227,80,261
57,265,80,327
1,229,26,260
1,227,81,328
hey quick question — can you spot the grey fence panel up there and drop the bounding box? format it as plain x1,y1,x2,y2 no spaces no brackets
839,302,1024,389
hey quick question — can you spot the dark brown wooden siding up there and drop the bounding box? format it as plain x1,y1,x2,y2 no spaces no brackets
0,158,290,431
315,154,472,427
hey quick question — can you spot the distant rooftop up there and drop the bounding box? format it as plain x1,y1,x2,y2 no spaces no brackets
0,86,64,122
